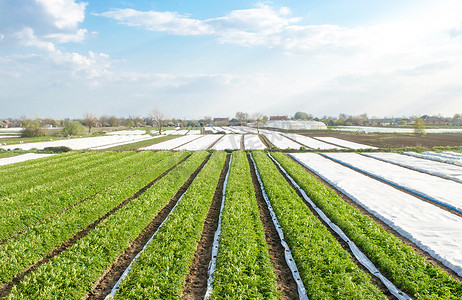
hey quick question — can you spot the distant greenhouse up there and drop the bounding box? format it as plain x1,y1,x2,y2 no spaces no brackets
264,120,327,130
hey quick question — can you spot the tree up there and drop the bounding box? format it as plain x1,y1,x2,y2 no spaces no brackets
150,108,167,134
235,112,249,124
414,117,426,136
83,112,98,134
62,121,86,136
21,119,47,137
252,113,268,134
108,116,119,127
294,112,309,120
200,116,212,126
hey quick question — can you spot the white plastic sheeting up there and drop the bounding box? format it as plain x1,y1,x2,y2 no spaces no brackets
363,152,462,183
205,156,232,299
163,129,189,135
291,153,462,277
314,137,376,149
265,120,327,130
280,133,342,150
263,132,303,149
91,136,160,150
0,135,153,151
0,153,54,166
141,135,199,150
106,130,147,135
243,134,266,150
176,135,224,151
322,153,462,213
270,154,410,300
211,135,242,150
404,152,462,166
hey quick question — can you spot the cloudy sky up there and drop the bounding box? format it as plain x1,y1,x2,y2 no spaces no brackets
1,0,462,119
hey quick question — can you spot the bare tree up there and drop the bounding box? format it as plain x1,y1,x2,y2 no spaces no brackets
252,113,268,134
83,112,98,134
235,111,249,125
150,108,167,134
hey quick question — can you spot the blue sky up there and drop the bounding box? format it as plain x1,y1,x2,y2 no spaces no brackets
1,0,462,119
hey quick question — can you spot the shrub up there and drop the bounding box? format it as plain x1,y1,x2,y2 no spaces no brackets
62,121,86,136
21,120,47,137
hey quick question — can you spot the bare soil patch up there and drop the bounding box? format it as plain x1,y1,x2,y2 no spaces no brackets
292,131,462,148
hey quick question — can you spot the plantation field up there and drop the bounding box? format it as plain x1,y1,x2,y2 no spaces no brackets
0,150,461,299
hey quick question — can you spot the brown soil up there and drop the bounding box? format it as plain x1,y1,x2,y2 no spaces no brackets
269,155,394,298
85,154,211,300
240,134,244,150
181,154,230,300
247,154,300,300
292,131,462,148
0,154,194,298
259,134,274,149
287,154,462,282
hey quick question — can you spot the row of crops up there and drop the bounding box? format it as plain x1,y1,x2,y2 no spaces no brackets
0,150,460,299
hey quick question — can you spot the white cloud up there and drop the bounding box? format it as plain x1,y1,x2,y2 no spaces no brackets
98,9,213,35
35,0,87,29
450,23,462,38
14,27,112,79
16,27,57,52
45,28,89,43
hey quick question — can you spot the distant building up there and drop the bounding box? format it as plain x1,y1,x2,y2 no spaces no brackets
213,118,229,126
269,115,287,121
421,115,446,126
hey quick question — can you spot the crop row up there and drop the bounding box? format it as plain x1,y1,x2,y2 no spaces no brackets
0,151,116,196
0,151,165,241
271,152,462,299
0,151,131,208
0,151,190,286
251,151,385,299
0,150,83,178
7,151,208,299
209,151,279,299
113,152,226,299
0,152,85,193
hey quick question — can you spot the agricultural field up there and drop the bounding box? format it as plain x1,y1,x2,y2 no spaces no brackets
1,148,461,299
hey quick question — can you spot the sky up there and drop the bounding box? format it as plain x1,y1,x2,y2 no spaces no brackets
1,0,462,120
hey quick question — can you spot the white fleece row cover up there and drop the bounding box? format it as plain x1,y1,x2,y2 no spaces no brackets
243,134,266,150
141,135,199,150
404,152,462,166
291,153,462,277
363,153,462,183
211,134,242,150
315,137,377,149
0,153,54,166
280,133,342,150
263,132,302,149
323,153,462,213
176,134,224,150
1,135,153,151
